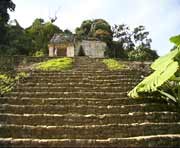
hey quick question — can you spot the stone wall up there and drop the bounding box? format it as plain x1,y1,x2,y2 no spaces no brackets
75,40,107,58
67,46,75,57
48,46,54,57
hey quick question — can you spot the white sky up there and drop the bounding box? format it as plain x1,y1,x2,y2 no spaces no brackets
10,0,180,56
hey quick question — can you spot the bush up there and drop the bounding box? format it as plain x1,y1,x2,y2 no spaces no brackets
128,48,158,61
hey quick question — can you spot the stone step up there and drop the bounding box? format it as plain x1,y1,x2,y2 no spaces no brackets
28,75,142,80
31,70,143,75
6,92,128,98
0,135,180,147
1,104,178,114
23,78,142,83
31,72,144,77
17,82,138,87
1,112,179,126
0,123,180,139
0,97,162,106
31,72,142,76
14,86,135,92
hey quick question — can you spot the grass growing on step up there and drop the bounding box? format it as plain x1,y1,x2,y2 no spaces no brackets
103,59,126,70
0,72,29,95
36,58,73,71
0,74,13,95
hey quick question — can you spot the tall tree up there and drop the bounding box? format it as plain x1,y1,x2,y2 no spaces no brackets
112,24,134,50
26,18,62,55
6,20,32,55
0,0,15,44
133,25,152,49
112,24,158,60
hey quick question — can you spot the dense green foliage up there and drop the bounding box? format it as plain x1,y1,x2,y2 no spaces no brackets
0,0,15,51
0,72,29,95
36,58,73,71
75,19,112,44
128,48,158,61
103,59,126,70
0,18,63,55
0,20,33,55
26,19,63,55
128,35,180,104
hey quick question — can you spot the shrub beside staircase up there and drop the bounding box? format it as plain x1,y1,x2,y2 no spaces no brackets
0,57,180,147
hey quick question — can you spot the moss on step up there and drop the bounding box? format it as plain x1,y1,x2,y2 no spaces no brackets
102,59,126,71
36,58,73,71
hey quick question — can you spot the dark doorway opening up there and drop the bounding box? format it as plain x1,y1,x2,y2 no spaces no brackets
57,48,67,56
78,46,85,56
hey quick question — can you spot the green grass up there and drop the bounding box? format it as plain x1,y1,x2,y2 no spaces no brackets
102,59,126,70
0,72,29,95
36,57,73,71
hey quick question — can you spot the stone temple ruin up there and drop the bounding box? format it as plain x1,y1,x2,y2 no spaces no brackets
48,34,107,58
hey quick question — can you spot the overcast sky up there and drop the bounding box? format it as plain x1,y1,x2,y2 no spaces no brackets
10,0,180,56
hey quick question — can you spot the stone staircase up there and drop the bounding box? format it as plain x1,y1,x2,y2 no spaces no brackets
0,57,180,147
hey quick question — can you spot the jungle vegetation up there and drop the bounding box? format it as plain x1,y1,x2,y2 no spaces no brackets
0,0,158,61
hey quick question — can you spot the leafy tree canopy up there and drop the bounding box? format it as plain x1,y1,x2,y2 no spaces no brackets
75,19,112,44
26,18,63,55
0,19,32,55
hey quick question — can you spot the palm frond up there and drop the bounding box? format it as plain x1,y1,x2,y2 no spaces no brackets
128,60,179,98
170,35,180,46
151,47,179,70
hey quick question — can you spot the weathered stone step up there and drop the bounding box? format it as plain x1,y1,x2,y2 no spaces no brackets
24,78,142,83
6,92,128,98
1,112,179,126
28,75,141,80
31,73,142,77
17,82,138,87
1,104,178,114
31,70,143,75
14,86,135,92
31,72,144,78
0,123,180,139
0,135,180,147
0,97,162,106
72,68,108,70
